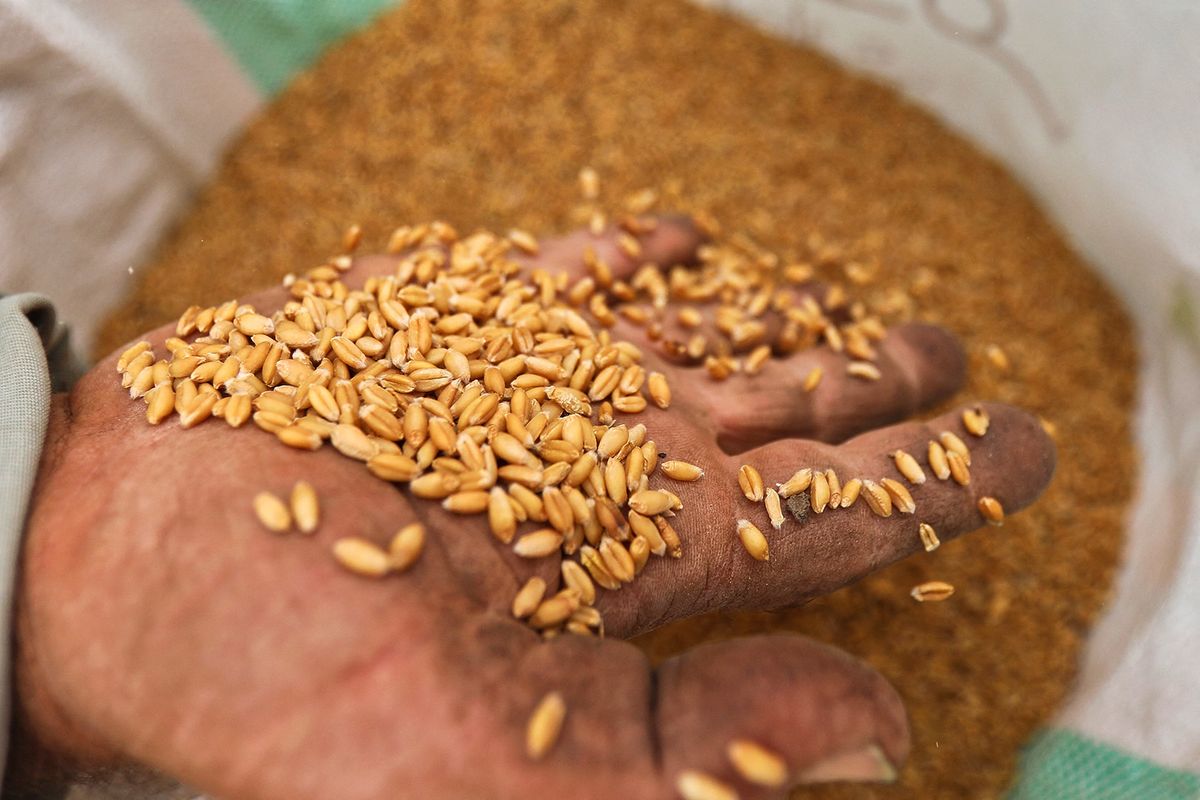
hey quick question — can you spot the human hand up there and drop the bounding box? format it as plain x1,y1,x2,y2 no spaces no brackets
14,217,1054,799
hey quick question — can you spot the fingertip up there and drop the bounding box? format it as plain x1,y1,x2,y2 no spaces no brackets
637,213,705,267
888,323,966,409
972,402,1057,513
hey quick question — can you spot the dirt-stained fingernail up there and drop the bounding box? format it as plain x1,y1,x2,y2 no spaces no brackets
796,743,897,784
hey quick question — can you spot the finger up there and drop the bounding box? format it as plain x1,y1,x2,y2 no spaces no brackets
595,402,1053,635
656,636,906,795
504,633,905,799
351,214,704,288
515,214,704,284
708,322,966,451
740,401,1055,602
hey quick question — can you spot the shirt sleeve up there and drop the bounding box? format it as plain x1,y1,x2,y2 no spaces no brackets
0,292,83,781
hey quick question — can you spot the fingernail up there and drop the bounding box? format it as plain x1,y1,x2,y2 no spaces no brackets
797,744,898,784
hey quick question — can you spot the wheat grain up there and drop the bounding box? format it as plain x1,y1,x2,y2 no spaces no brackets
824,468,842,507
774,466,815,500
811,470,831,513
529,594,577,628
514,528,565,558
277,424,323,451
443,490,490,514
919,522,940,552
803,366,823,392
738,464,765,502
676,770,738,800
661,459,704,481
978,496,1005,525
893,450,927,484
525,691,566,760
332,537,391,578
963,405,990,437
861,479,893,517
629,489,674,515
737,519,770,561
928,440,951,480
253,492,291,532
764,488,785,530
847,361,882,381
561,560,596,606
985,344,1010,372
880,477,916,514
727,739,787,787
939,430,972,466
911,581,955,602
512,577,547,619
290,481,320,533
389,522,425,572
947,450,971,486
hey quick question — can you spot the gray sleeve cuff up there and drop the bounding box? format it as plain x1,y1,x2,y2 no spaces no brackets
0,292,79,782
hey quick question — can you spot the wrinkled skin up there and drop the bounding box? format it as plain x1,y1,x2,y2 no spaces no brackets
13,219,1055,799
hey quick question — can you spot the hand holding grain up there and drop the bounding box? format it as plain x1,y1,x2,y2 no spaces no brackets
13,218,1054,800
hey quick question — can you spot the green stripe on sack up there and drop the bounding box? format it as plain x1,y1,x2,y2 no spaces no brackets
1010,730,1200,800
186,0,400,95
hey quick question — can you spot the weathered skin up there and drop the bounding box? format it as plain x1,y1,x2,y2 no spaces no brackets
11,219,1054,799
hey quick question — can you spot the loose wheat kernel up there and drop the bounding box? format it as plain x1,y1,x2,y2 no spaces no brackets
578,166,599,199
978,495,1005,525
628,489,674,515
947,450,971,486
290,481,320,533
963,405,990,437
927,440,951,480
389,523,425,572
253,491,291,532
737,464,765,502
648,371,671,408
912,580,955,602
802,366,823,392
939,430,972,465
661,459,704,481
508,228,540,255
880,477,916,514
513,528,565,558
512,577,547,619
847,361,882,381
778,468,813,498
839,477,862,508
861,479,893,517
810,470,830,513
736,519,770,561
892,450,927,484
919,522,941,551
332,537,391,578
676,770,738,800
525,691,566,760
745,344,771,375
985,344,1010,371
727,738,788,787
764,488,785,530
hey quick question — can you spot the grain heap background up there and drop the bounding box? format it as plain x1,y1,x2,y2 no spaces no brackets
99,0,1136,796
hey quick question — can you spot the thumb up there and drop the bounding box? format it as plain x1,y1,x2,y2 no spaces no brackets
657,636,906,796
513,632,907,799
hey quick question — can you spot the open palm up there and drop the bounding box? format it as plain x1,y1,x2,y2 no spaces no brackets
16,218,1054,799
